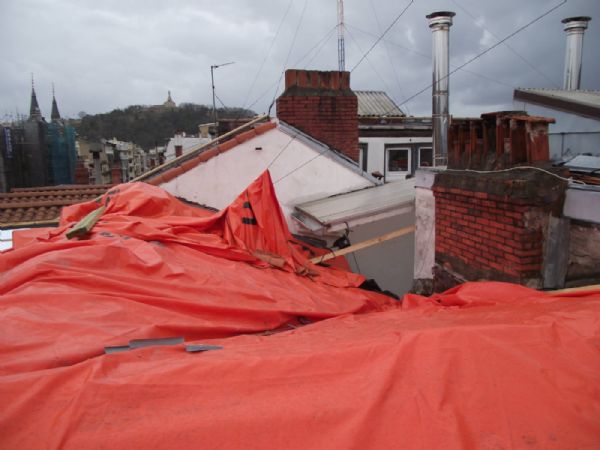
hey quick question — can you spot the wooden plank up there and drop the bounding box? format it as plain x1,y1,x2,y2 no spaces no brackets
66,205,106,239
548,284,600,295
310,225,415,264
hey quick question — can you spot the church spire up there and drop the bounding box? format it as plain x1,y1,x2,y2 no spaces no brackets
51,83,61,121
29,74,43,121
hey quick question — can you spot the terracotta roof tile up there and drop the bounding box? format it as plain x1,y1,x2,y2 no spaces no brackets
146,120,277,187
0,185,112,227
140,116,274,186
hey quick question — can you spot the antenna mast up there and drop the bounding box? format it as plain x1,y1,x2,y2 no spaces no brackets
337,0,345,71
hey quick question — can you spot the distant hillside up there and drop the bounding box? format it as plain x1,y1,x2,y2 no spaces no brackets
73,103,255,149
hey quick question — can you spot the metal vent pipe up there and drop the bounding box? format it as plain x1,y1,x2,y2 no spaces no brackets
427,11,455,167
562,16,591,90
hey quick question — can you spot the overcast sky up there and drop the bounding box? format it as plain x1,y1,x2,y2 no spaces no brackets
1,0,598,120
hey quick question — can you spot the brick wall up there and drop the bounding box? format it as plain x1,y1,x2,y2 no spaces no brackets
276,69,359,162
432,170,567,289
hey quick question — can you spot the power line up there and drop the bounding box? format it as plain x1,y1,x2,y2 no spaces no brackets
450,0,561,88
392,0,568,110
267,133,298,170
367,0,410,114
273,145,330,184
345,27,396,100
301,26,338,68
346,23,514,90
245,25,337,113
268,0,309,115
241,0,294,111
350,0,414,72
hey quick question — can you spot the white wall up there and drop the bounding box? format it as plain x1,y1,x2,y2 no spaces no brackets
160,127,374,232
513,101,600,158
413,170,436,282
359,136,432,181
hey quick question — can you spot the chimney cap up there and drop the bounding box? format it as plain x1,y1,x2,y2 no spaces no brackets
426,11,455,27
562,16,591,31
562,16,591,24
426,11,456,19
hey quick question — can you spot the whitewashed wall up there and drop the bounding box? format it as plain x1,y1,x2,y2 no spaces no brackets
159,127,374,232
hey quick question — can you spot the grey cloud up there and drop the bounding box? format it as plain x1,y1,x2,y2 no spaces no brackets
1,0,599,120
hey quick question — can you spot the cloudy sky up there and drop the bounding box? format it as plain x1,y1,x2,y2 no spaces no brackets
1,0,598,120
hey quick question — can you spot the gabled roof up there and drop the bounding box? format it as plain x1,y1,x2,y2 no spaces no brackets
0,184,112,227
139,116,380,187
136,115,271,185
514,88,600,120
355,91,404,117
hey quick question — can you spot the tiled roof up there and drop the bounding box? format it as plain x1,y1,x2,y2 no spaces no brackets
0,185,112,227
355,91,404,117
144,119,277,186
136,115,270,184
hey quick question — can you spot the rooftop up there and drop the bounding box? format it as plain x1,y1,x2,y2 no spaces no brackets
355,91,404,117
514,88,600,120
0,184,112,227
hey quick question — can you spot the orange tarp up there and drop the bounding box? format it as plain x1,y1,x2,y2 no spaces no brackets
1,172,599,449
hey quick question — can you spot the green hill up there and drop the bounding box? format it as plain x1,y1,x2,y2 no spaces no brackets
73,103,255,149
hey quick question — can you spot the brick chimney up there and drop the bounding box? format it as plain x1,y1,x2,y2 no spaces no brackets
276,69,359,162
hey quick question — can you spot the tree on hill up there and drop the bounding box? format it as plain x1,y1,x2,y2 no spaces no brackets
73,103,255,149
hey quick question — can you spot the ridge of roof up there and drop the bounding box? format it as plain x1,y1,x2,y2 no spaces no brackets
137,115,270,184
277,120,382,186
144,119,277,186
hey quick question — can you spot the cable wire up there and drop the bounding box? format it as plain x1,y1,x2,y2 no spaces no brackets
393,0,567,110
268,0,309,115
450,0,561,88
367,0,410,114
346,23,515,90
350,0,414,72
241,0,294,111
444,166,586,185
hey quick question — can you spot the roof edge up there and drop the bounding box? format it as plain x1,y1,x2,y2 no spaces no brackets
136,115,270,183
277,121,382,186
514,88,600,120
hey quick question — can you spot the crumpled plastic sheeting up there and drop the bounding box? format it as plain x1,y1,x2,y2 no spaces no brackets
0,283,599,449
1,172,600,449
0,172,392,375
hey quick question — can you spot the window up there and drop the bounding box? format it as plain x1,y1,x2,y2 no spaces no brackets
419,147,433,167
359,142,368,172
386,148,410,172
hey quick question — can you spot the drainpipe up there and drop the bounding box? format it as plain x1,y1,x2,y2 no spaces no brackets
427,11,455,167
562,16,591,90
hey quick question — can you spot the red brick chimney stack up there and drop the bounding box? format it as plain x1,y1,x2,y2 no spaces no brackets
276,69,359,162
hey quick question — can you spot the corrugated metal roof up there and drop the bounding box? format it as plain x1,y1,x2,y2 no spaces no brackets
514,88,600,120
355,91,404,117
295,178,415,226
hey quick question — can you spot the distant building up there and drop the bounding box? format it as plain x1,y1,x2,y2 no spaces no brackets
0,82,77,192
163,91,176,108
355,91,433,181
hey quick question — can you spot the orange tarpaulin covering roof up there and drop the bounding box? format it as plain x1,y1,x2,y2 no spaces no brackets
1,171,599,449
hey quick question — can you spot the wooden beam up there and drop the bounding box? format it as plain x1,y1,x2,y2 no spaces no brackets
310,225,415,264
548,284,600,295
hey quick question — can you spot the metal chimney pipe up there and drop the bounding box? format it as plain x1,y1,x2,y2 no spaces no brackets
562,16,591,90
427,11,455,167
